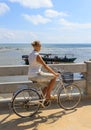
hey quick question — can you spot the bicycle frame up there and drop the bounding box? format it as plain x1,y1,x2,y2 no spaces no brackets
35,74,68,101
50,75,68,99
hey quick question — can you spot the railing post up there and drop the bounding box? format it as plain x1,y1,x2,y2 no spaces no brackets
85,61,91,96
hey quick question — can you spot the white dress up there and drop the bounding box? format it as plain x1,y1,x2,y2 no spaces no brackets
28,50,42,77
28,50,54,82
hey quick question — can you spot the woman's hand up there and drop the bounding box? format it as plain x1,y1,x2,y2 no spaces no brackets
54,72,59,77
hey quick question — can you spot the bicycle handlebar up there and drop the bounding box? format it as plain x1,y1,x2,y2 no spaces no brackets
53,67,64,74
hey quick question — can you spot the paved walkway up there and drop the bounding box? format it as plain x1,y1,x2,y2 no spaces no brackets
0,99,91,130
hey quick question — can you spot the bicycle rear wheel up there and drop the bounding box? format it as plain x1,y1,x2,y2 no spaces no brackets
12,88,41,118
58,84,81,110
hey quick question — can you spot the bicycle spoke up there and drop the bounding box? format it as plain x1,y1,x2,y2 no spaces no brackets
58,84,81,110
12,88,41,118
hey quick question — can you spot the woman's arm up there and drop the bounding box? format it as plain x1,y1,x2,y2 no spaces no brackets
37,55,58,76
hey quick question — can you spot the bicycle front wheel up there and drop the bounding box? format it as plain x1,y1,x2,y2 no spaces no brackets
58,84,81,110
12,88,41,118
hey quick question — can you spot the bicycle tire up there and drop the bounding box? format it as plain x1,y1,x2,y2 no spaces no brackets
12,88,41,118
58,84,81,110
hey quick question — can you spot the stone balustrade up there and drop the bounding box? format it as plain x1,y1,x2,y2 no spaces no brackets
0,61,91,104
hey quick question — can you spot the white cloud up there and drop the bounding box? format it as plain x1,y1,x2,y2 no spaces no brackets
45,9,69,18
0,27,91,43
0,29,15,40
22,14,51,25
0,28,39,43
9,0,53,8
0,3,10,16
59,18,91,29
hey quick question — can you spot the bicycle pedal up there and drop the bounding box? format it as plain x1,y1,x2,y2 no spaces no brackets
44,100,51,107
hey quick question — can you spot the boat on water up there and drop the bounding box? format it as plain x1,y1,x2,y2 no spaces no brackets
22,53,76,65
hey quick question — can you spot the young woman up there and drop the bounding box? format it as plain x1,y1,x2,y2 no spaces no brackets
28,40,59,100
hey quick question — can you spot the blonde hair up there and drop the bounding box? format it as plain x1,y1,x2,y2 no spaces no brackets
31,40,41,47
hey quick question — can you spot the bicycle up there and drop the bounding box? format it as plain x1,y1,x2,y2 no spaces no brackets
11,69,81,118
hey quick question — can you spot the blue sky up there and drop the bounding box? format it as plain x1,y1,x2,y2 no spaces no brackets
0,0,91,44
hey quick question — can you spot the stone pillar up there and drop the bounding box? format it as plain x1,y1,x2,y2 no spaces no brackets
85,61,91,95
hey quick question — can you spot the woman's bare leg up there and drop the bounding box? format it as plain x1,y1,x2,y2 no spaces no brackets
42,87,47,95
45,77,56,99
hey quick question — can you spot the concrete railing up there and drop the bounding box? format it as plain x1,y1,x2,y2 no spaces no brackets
1,61,91,103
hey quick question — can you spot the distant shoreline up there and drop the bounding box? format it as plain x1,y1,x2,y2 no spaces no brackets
0,43,91,65
0,43,91,49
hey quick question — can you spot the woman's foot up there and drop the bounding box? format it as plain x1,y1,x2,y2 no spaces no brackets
45,94,51,100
